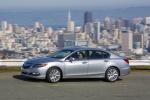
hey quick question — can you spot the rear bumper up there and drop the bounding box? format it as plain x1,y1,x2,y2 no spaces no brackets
120,66,130,76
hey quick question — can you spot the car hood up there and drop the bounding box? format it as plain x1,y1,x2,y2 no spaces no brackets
25,57,61,64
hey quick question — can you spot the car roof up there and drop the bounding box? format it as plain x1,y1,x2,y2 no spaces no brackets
63,46,107,51
61,46,120,59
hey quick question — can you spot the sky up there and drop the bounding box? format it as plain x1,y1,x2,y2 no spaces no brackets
0,0,150,10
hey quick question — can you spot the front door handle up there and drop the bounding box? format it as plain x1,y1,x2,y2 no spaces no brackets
82,62,88,64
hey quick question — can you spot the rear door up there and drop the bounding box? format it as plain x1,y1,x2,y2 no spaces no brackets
88,50,110,76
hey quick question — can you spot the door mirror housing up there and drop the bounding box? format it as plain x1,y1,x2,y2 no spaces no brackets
68,57,75,62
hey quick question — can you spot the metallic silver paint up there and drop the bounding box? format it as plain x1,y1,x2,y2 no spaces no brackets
21,47,130,81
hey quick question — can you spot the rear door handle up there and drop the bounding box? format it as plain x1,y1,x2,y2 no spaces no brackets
104,60,108,62
82,62,88,64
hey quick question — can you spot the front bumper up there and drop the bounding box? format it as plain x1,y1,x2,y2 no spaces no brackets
21,67,47,79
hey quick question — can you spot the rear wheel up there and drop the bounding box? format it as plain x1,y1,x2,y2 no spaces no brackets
105,67,119,82
46,67,61,83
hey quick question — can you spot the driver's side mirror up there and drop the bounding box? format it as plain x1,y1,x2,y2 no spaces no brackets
67,57,75,62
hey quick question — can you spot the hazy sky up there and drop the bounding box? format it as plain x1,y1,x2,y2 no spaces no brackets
0,0,150,10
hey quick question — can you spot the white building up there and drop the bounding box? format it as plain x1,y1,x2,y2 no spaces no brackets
67,11,71,32
74,26,82,33
40,24,45,33
47,27,53,35
7,24,13,33
70,21,75,33
2,21,7,32
0,31,3,37
34,22,40,28
67,11,74,33
113,29,119,40
34,22,40,32
104,17,110,30
145,17,150,25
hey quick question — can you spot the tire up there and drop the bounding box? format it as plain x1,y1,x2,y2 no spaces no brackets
46,67,61,83
105,67,119,82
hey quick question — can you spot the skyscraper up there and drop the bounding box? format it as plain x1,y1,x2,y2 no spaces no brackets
133,33,144,49
40,24,45,33
47,27,53,35
84,22,93,35
104,17,110,31
70,21,75,33
67,11,74,33
93,22,101,41
2,21,7,32
113,29,119,40
12,24,20,33
115,20,122,30
67,11,71,32
124,20,130,28
8,24,13,33
121,18,130,28
122,30,133,53
84,11,92,25
34,22,40,32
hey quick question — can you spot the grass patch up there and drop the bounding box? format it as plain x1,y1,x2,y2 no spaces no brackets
131,66,150,70
0,66,21,73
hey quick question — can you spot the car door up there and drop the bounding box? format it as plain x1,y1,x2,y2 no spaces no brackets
64,50,88,77
88,50,110,76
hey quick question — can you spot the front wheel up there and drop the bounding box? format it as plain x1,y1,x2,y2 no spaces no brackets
105,67,119,82
46,67,61,83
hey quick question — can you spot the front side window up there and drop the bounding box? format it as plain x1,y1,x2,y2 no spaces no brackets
89,50,110,59
69,50,87,60
49,49,74,59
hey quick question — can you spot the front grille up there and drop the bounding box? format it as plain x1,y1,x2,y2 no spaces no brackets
22,63,33,69
22,71,28,74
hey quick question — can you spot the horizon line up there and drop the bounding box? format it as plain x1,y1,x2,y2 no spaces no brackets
0,5,150,12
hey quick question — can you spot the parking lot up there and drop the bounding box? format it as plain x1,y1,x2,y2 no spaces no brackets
0,71,150,100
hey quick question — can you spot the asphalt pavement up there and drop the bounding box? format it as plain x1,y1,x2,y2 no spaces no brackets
0,71,150,100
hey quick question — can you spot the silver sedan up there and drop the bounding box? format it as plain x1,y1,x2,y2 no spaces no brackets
21,47,130,83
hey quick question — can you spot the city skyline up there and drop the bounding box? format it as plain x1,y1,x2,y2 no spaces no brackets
0,10,150,59
1,5,150,28
0,0,150,10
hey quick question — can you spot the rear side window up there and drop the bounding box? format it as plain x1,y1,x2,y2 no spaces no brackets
103,52,110,58
89,50,110,59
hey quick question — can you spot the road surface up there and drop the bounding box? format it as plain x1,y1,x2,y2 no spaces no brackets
0,71,150,100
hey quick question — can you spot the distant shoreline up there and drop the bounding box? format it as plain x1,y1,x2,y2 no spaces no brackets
0,6,150,30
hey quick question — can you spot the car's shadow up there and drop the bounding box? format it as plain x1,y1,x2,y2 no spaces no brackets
61,78,122,83
13,75,46,83
13,75,122,83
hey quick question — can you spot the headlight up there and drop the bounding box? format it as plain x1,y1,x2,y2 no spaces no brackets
32,64,47,68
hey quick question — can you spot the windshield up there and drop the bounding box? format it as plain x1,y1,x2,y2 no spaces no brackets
49,49,74,59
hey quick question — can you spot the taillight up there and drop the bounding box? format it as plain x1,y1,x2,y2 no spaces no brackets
124,59,129,64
